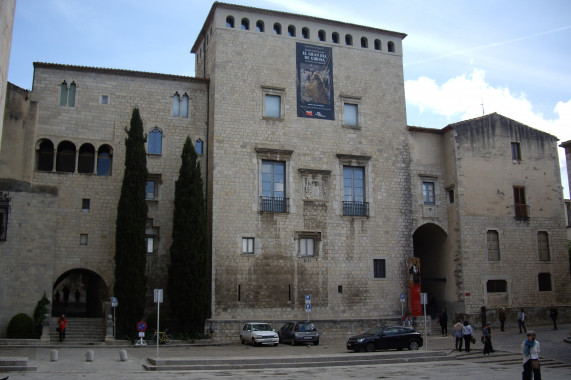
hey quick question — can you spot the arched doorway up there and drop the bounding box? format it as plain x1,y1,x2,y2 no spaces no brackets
412,223,448,317
52,269,108,317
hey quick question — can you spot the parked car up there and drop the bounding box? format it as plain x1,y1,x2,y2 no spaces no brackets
346,326,423,352
278,321,319,346
240,322,279,346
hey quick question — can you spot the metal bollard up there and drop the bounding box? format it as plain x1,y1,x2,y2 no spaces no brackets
50,350,58,361
85,350,94,362
119,350,128,361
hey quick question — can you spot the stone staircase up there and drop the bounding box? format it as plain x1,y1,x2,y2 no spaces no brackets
0,357,37,372
49,317,106,344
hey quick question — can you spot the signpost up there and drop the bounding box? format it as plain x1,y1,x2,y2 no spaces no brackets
305,294,311,322
135,320,147,346
420,292,428,350
154,289,163,358
400,293,406,324
111,297,118,338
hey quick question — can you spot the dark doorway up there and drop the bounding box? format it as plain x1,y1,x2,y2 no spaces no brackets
52,269,108,317
412,223,447,317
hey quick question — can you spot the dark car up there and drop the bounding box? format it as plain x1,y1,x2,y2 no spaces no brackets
346,326,423,352
278,321,319,346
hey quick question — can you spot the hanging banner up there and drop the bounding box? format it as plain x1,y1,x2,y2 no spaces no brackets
296,43,334,120
409,257,422,316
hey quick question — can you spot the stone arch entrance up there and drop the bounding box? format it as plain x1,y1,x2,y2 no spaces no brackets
52,269,108,317
412,223,448,317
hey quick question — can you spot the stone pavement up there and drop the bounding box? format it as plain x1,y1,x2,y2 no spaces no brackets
0,323,569,379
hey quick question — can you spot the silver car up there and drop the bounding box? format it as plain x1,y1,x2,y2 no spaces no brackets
240,322,279,346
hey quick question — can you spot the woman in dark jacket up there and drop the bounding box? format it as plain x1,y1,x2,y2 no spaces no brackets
482,323,493,355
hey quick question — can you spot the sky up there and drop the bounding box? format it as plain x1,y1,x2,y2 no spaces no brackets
7,0,571,196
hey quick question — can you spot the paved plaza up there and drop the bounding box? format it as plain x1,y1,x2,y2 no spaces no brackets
1,323,569,379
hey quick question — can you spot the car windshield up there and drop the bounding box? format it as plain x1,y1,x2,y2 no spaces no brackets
364,327,384,335
252,324,272,331
297,323,315,332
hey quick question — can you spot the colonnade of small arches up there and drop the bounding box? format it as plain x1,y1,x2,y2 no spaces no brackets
36,138,113,176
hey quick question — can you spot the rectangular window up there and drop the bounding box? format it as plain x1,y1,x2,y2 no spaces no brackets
511,142,522,161
513,186,528,218
145,236,155,255
373,259,386,278
242,238,254,254
537,231,550,261
146,180,157,200
422,181,435,205
343,103,358,127
486,279,507,293
300,238,314,257
538,273,552,291
566,202,571,227
343,166,367,216
448,188,454,204
264,95,281,118
101,95,109,105
82,198,90,212
0,205,7,241
80,234,88,246
487,230,500,261
261,160,286,212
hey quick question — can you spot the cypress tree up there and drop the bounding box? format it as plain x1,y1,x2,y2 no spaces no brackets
167,136,209,335
114,108,148,338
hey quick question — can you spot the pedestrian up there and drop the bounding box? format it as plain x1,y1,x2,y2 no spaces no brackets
549,307,558,330
482,323,493,355
62,285,70,306
499,307,506,331
462,320,473,352
57,314,68,342
453,320,464,351
518,308,527,334
439,310,448,336
521,331,541,380
74,289,81,306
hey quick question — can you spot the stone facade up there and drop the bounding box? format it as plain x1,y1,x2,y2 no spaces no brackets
0,3,569,340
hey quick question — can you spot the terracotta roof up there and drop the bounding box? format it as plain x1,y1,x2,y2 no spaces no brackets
191,2,407,53
33,62,209,83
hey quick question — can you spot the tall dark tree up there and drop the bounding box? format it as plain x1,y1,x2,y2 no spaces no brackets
114,108,148,338
167,136,209,335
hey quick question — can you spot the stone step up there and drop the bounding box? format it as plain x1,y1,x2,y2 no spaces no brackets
49,317,106,343
0,356,37,372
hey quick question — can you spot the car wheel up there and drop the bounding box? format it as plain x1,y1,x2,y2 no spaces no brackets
274,343,278,347
290,338,296,346
365,342,375,352
408,340,419,350
240,337,245,344
314,341,319,346
252,338,257,347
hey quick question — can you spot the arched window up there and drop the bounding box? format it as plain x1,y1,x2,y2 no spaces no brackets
332,32,339,44
318,30,326,42
181,93,189,118
374,39,381,50
37,139,55,171
345,34,353,46
361,37,368,48
148,127,162,155
302,27,309,39
60,81,68,106
388,41,395,52
172,92,180,117
78,143,95,174
256,20,264,32
56,141,76,173
195,139,204,155
97,145,113,176
226,16,234,28
68,82,76,107
273,23,281,35
288,25,296,37
241,18,249,30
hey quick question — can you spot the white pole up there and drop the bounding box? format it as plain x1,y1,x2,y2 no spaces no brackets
156,300,160,358
423,298,428,350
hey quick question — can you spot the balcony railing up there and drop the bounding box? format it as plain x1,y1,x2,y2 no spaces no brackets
514,204,530,219
260,196,288,213
343,201,369,217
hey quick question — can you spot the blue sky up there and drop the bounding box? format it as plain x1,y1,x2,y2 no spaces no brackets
7,0,571,195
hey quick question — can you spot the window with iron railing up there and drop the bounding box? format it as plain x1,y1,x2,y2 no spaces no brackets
261,160,287,213
343,166,368,216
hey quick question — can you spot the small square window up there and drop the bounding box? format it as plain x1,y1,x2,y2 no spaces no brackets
300,238,314,257
338,285,343,293
487,279,507,293
265,95,281,118
344,103,358,127
80,234,88,246
242,238,254,254
101,95,109,105
538,273,552,291
374,259,386,278
82,198,90,212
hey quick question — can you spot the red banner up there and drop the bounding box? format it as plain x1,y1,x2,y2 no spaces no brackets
409,258,422,316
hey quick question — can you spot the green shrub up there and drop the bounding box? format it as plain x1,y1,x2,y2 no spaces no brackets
6,313,34,339
32,292,51,338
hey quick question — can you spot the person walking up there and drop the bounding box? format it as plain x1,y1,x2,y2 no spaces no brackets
549,307,558,330
453,320,464,351
518,309,527,334
57,314,68,342
462,320,473,352
439,310,448,336
499,308,506,331
482,323,493,355
521,331,541,380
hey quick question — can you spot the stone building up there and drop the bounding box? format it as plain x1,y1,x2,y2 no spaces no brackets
0,2,569,339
